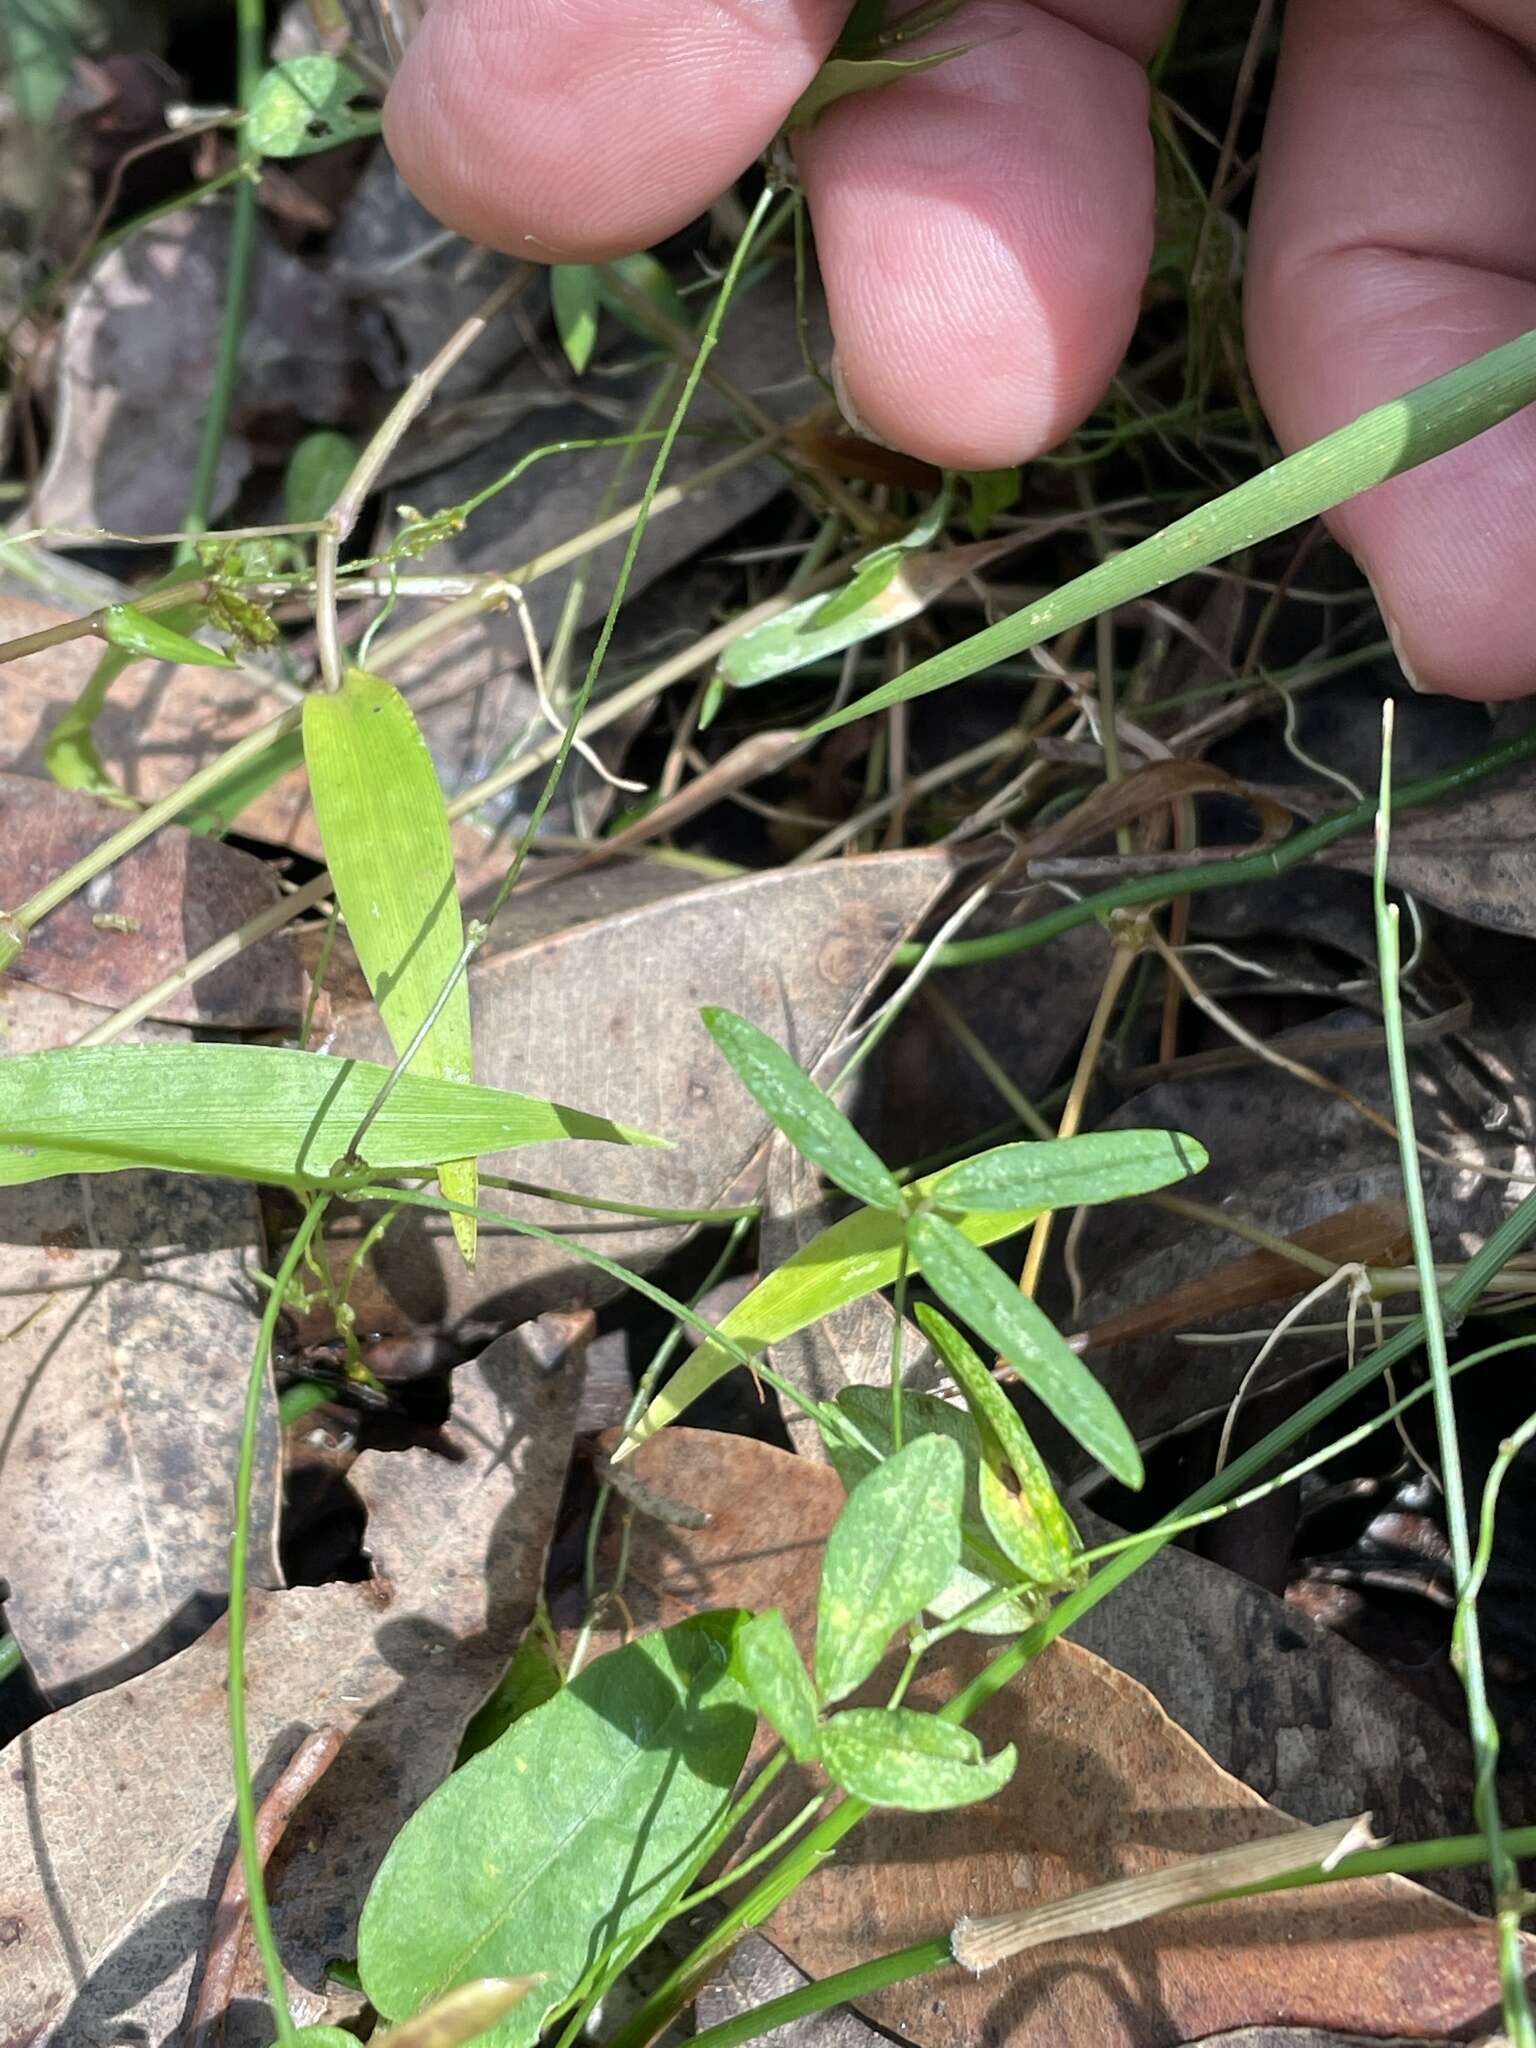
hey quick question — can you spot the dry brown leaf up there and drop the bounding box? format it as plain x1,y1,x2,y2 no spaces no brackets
30,205,356,534
306,851,957,1343
0,772,309,1026
1076,1200,1414,1355
585,1431,1524,2044
0,1314,589,2046
764,1631,1525,2048
0,978,275,1703
1065,1010,1531,1468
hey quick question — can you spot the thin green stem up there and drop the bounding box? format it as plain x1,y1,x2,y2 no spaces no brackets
1373,706,1532,2046
900,721,1536,969
228,1196,329,2047
609,1181,1536,2048
0,1632,21,1683
681,1827,1536,2048
174,0,262,558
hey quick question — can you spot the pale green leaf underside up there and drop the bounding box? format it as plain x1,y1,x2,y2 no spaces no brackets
820,1706,1016,1810
816,1433,963,1704
0,1045,663,1190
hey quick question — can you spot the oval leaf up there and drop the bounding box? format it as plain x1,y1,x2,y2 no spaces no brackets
358,1614,753,2045
932,1129,1207,1214
915,1306,1079,1589
0,1044,663,1190
820,1705,1016,1810
834,1386,1045,1636
735,1607,821,1761
615,1170,1039,1460
906,1211,1143,1489
701,1007,901,1212
248,54,381,156
284,429,359,523
305,666,479,1262
816,1433,963,1705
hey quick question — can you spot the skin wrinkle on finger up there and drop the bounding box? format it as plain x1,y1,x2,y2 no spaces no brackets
796,1,1159,467
1247,0,1536,698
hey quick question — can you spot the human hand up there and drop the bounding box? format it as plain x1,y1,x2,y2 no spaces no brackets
384,1,1536,699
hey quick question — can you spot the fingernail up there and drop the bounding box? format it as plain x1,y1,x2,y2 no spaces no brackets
830,350,898,451
1368,576,1426,694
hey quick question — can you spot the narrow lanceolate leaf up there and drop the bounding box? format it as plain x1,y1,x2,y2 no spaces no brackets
915,1307,1079,1590
305,666,479,1263
906,1212,1143,1489
810,328,1536,735
701,1007,902,1212
933,1129,1207,1215
358,1615,754,2048
816,1434,963,1705
0,1045,662,1191
615,1167,1040,1460
820,1706,1016,1811
735,1608,822,1762
100,603,237,669
551,264,601,374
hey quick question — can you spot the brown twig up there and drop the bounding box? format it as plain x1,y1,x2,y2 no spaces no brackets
186,1726,345,2047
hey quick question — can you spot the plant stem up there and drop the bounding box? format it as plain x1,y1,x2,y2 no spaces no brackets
228,1196,329,2047
1372,704,1533,2046
900,721,1536,969
0,1632,21,1683
173,0,263,559
681,1826,1536,2048
609,1181,1536,2047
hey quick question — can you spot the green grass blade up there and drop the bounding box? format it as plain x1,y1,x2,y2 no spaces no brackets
701,1007,903,1212
905,1212,1142,1487
0,1044,662,1190
304,666,479,1262
931,1129,1206,1213
615,1169,1041,1460
809,328,1536,735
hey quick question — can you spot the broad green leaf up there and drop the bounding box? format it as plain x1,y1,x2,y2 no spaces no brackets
906,1212,1143,1488
305,666,479,1263
965,464,1022,538
357,1614,753,2046
284,429,359,523
7,0,78,123
832,1387,1043,1636
735,1608,821,1761
702,1007,901,1212
248,55,381,157
786,47,971,131
932,1128,1207,1213
816,1434,963,1704
100,603,237,669
0,1045,662,1191
820,1706,1016,1810
615,1169,1039,1459
915,1307,1079,1589
551,264,601,373
458,1630,563,1763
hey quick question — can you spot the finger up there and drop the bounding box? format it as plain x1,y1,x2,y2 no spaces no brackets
1246,0,1536,700
384,0,847,260
794,1,1178,470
